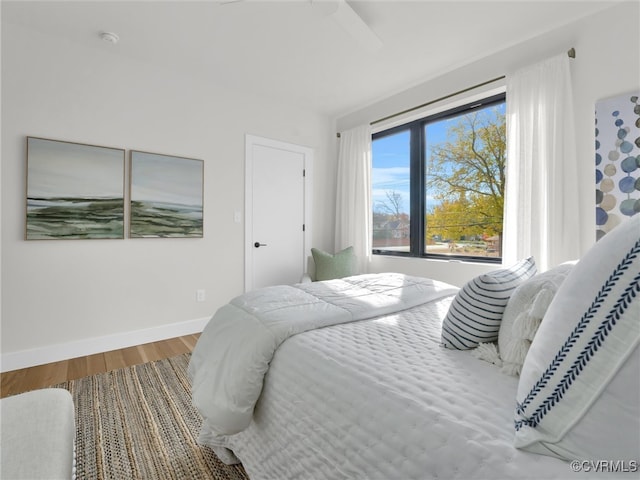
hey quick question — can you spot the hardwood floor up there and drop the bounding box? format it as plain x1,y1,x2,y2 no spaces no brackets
0,334,200,399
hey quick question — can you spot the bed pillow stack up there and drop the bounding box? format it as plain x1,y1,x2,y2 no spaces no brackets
514,215,639,462
441,256,536,350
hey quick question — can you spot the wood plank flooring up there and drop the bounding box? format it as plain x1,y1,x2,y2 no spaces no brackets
0,334,200,399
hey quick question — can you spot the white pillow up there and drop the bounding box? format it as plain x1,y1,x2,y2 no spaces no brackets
441,257,536,350
498,262,575,376
515,215,640,461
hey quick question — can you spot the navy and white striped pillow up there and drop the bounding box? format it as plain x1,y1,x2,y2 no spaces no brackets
441,257,536,350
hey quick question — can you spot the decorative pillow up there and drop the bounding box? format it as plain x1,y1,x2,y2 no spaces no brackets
515,215,640,462
471,342,503,366
441,256,536,350
311,246,357,281
498,262,575,376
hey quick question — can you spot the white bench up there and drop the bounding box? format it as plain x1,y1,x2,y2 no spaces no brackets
1,388,75,479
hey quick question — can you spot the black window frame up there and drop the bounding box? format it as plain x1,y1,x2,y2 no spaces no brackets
371,92,506,264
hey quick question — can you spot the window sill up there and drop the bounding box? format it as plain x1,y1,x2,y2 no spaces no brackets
372,251,502,266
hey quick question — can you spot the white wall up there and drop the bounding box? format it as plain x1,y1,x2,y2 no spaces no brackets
337,2,640,285
3,3,638,369
1,22,337,369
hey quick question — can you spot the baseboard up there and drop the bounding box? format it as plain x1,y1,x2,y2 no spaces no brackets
0,316,210,373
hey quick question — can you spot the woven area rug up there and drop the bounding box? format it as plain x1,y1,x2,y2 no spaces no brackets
55,354,249,480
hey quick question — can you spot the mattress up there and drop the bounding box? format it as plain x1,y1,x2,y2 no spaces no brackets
214,295,572,479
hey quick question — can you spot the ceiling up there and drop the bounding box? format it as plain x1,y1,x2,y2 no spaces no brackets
2,0,620,117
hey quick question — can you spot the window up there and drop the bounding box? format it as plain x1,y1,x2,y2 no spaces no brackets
371,93,506,262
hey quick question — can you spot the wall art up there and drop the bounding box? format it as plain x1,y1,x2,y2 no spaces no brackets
595,92,640,240
129,150,204,238
26,137,125,240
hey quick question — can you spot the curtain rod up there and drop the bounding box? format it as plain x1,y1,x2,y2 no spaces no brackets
336,47,576,138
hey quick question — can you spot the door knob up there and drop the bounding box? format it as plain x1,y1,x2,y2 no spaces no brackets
254,242,267,248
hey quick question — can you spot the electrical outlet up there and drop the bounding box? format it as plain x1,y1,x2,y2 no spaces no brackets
196,289,206,302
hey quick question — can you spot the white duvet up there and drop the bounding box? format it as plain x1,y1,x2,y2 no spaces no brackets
213,296,582,479
189,273,457,437
189,273,586,479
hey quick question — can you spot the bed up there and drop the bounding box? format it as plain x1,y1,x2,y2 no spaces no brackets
189,216,640,480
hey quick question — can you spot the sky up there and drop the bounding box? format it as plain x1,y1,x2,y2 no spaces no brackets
372,129,410,213
372,102,506,216
130,151,203,206
27,137,124,198
372,120,448,215
27,138,203,206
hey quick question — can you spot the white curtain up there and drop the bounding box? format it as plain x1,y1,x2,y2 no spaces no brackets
335,124,372,273
503,53,580,272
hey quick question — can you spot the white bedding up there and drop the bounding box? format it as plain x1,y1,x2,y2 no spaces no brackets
202,293,574,479
189,273,457,437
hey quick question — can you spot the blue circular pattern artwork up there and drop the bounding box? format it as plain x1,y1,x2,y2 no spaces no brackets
621,156,638,173
595,93,639,239
620,199,637,216
596,207,608,225
619,176,636,193
620,141,634,154
596,189,604,203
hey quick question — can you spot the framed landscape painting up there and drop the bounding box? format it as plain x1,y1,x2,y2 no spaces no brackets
129,151,204,238
26,137,125,240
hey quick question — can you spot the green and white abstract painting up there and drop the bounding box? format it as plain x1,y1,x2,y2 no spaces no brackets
130,151,204,238
26,137,125,240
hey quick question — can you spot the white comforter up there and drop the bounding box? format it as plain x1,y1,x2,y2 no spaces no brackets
210,294,575,479
189,273,457,437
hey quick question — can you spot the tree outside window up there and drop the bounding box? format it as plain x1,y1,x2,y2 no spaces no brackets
372,93,506,261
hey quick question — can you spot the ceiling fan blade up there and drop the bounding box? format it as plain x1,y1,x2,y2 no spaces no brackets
331,0,382,52
219,0,381,52
310,0,339,16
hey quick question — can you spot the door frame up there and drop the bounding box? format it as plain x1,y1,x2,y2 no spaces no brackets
244,134,313,292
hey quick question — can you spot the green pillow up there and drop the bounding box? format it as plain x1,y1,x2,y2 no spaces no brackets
311,246,356,281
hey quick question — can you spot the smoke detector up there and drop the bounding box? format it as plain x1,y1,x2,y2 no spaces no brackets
100,32,119,44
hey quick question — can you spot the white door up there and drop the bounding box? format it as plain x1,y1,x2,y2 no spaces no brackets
245,135,313,292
